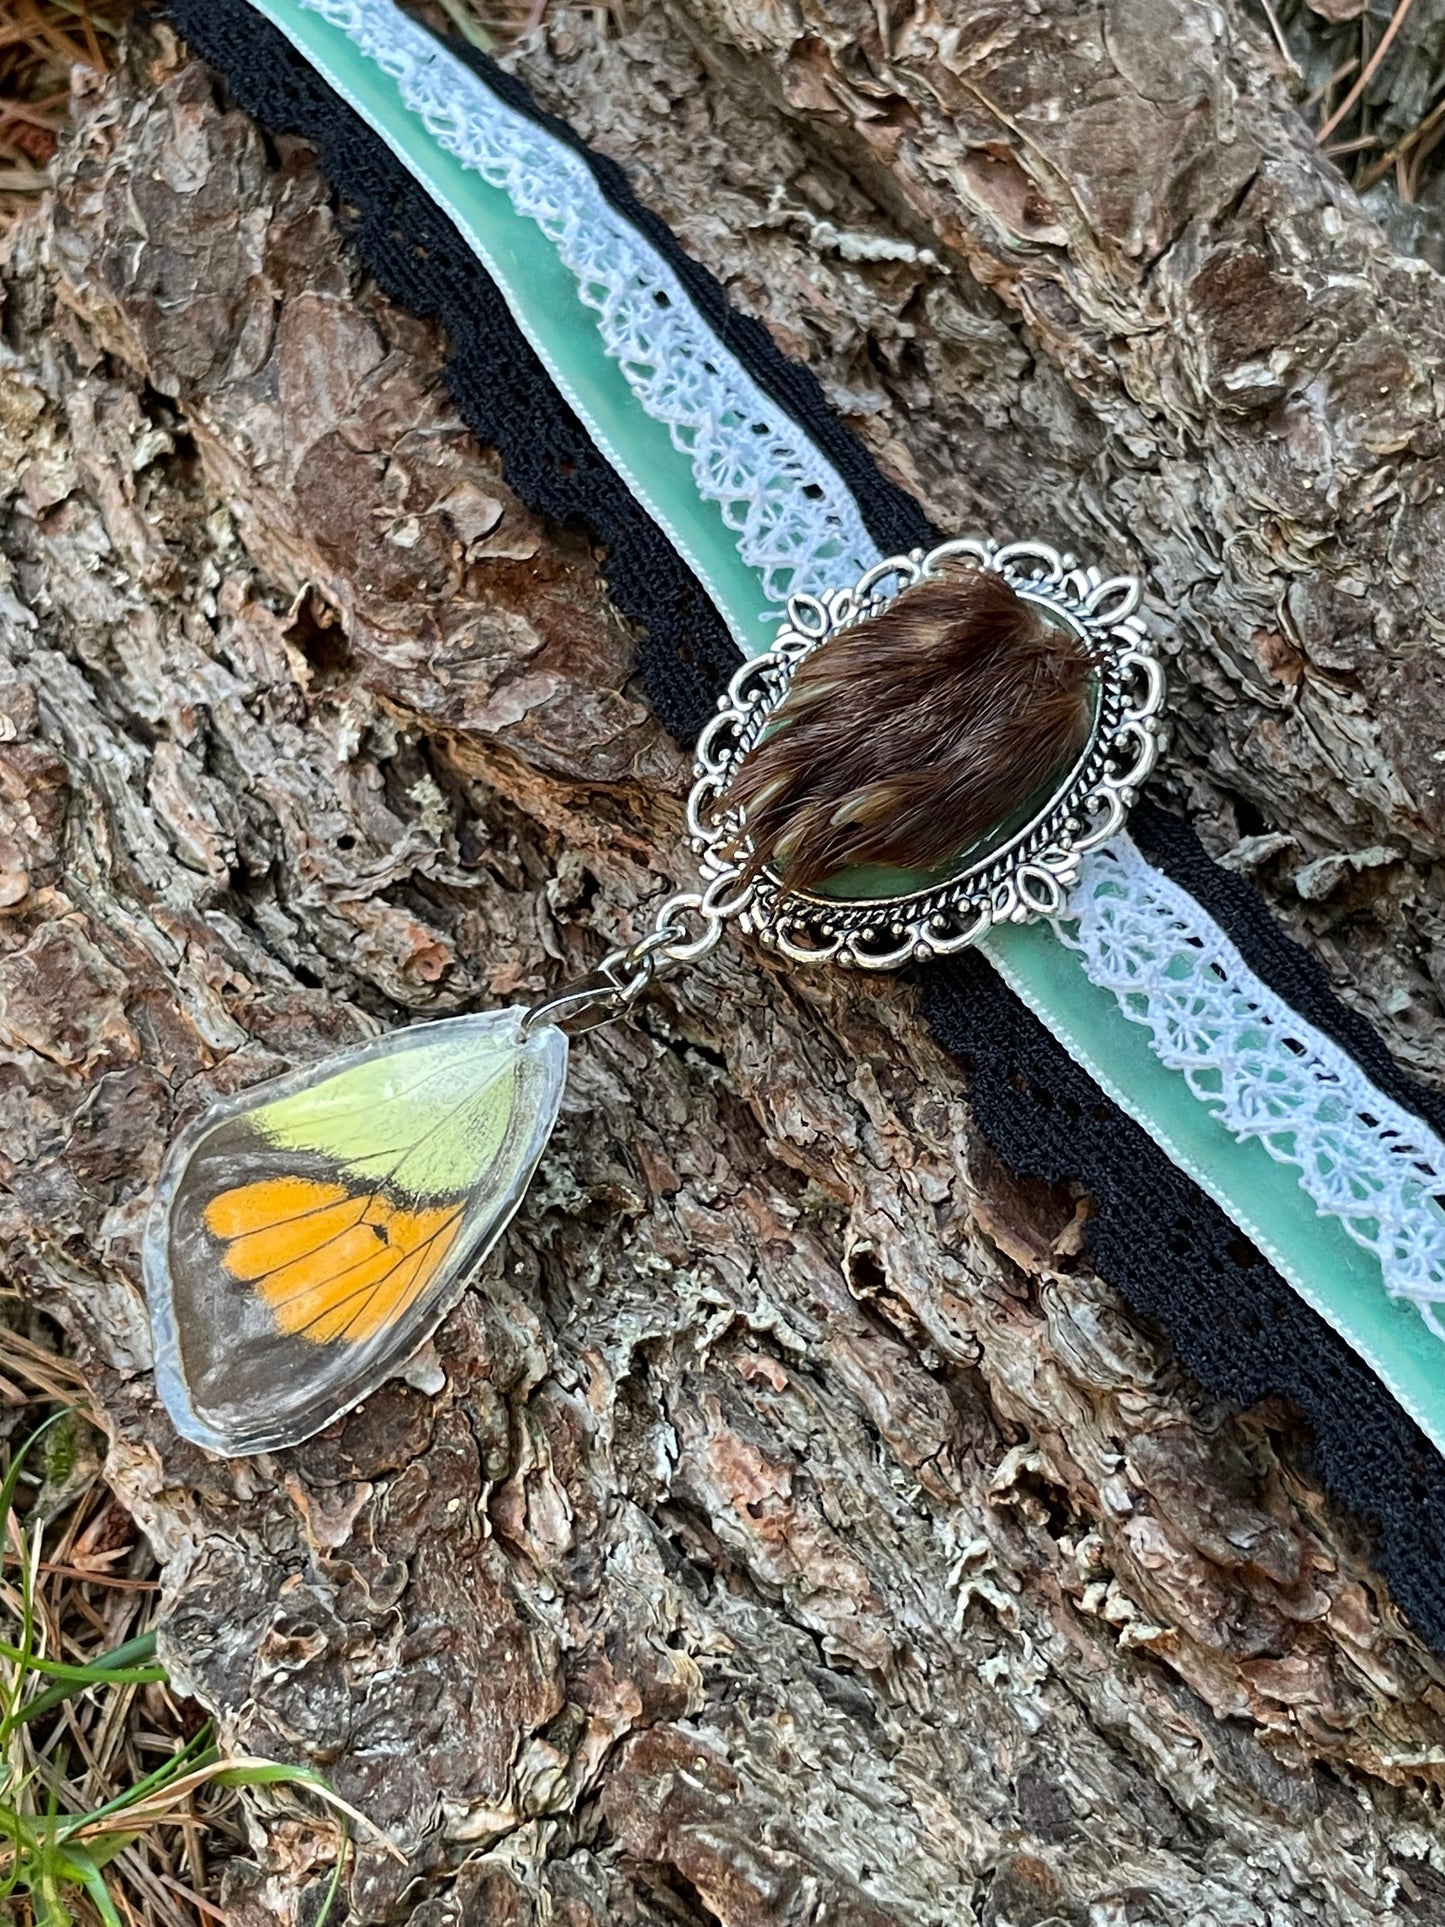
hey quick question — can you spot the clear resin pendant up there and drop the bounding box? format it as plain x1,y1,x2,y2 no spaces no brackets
145,1010,568,1456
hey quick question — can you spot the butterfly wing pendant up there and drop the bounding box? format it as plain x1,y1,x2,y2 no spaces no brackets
144,1010,568,1456
144,542,1160,1458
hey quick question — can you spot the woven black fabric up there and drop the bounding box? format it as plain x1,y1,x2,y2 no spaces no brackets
923,953,1445,1643
1133,800,1445,1141
160,0,742,744
158,0,1445,1649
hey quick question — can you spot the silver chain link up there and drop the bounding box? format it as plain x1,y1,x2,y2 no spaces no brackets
520,864,751,1037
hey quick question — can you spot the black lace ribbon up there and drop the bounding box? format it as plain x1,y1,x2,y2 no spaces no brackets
160,0,1445,1648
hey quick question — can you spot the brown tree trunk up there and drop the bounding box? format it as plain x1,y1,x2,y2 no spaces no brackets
4,4,1445,1922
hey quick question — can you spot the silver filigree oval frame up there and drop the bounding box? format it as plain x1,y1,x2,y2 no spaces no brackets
687,536,1168,970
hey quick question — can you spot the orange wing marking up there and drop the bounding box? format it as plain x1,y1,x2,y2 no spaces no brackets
204,1176,464,1345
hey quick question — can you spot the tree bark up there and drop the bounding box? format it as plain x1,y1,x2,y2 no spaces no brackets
4,4,1445,1922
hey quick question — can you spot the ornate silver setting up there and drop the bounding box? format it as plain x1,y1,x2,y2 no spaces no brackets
687,537,1167,970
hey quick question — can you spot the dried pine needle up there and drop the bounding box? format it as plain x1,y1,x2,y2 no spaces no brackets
0,0,124,230
0,1312,371,1927
1317,0,1423,144
1260,0,1445,210
400,0,554,49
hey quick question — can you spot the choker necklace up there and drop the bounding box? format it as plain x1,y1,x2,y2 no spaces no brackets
147,0,1445,1649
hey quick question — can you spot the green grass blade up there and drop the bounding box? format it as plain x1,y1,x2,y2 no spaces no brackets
75,1831,138,1873
212,1763,332,1789
0,1413,64,1545
212,1760,402,1859
0,1641,165,1687
0,1798,39,1853
14,1632,160,1729
52,1732,215,1840
30,1863,76,1927
312,1825,350,1927
58,1846,124,1927
27,1796,74,1927
0,1412,68,1739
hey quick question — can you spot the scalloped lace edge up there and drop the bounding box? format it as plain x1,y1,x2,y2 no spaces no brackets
1057,837,1445,1336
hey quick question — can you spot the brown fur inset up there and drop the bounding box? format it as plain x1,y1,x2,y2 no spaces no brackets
726,568,1094,893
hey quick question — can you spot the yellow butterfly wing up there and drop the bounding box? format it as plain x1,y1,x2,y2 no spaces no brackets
143,1010,567,1456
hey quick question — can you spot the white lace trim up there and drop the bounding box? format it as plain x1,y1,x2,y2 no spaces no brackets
294,0,880,609
1057,837,1445,1336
